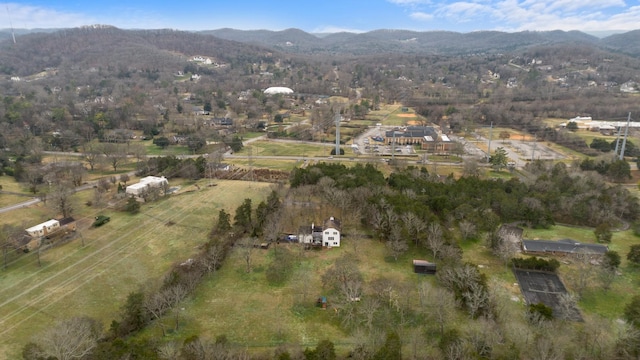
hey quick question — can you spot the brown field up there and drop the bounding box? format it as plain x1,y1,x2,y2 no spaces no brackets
397,113,417,118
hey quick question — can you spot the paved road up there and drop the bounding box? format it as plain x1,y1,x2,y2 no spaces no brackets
0,198,41,214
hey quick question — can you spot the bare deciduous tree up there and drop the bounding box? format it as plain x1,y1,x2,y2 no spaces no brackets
385,224,408,261
33,316,101,360
427,222,445,259
401,211,426,246
239,237,257,273
47,181,75,218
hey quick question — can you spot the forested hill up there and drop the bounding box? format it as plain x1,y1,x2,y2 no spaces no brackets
201,28,640,57
0,26,277,77
3,27,640,60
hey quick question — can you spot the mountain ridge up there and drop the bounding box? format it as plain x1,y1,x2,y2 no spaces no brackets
2,27,639,57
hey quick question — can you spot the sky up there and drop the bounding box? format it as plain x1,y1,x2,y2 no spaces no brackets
1,0,639,36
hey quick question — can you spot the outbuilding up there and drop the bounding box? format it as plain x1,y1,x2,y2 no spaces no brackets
413,259,437,275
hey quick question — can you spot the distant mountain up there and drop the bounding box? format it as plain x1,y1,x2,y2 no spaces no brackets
203,28,610,56
602,30,640,57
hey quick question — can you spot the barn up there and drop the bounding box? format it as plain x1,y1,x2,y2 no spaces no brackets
413,259,437,275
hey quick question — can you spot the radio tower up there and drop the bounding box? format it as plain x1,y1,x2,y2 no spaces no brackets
6,6,16,44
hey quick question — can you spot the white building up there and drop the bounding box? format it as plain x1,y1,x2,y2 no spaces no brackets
264,87,294,95
26,219,60,238
322,217,341,247
126,176,169,196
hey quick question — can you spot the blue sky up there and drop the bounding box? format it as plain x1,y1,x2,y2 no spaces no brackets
1,0,639,35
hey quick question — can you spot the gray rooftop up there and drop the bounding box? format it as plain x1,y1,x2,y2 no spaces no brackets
522,239,608,255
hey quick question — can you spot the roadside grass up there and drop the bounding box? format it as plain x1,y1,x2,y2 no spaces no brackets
227,159,301,171
0,180,273,359
0,177,26,194
142,141,191,156
239,141,331,158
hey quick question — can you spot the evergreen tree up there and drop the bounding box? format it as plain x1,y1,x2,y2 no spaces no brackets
234,199,253,233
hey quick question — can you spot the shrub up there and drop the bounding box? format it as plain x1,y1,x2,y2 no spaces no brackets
511,257,560,272
528,302,554,321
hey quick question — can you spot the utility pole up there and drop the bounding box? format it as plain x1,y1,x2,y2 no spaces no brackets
620,112,632,160
487,122,493,162
334,112,341,156
531,135,537,161
248,146,254,182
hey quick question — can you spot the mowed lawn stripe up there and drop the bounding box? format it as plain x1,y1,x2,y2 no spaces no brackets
0,180,272,359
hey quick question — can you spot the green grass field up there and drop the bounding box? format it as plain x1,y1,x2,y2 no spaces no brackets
239,141,333,158
139,233,435,356
0,180,273,359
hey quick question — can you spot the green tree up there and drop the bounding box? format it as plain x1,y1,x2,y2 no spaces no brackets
125,196,140,214
489,147,508,171
203,101,212,113
152,137,170,149
628,244,640,265
590,138,611,152
274,113,284,123
528,302,554,321
373,331,402,360
118,291,148,336
229,136,244,153
566,121,579,131
214,209,231,234
607,159,631,183
304,340,336,360
603,250,621,271
625,295,640,328
594,223,612,243
234,199,253,233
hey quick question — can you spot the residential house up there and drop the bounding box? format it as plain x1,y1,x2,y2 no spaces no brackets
298,222,323,246
26,219,60,238
322,217,341,247
126,176,169,197
298,216,340,247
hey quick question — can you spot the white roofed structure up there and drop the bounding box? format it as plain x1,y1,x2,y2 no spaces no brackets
126,176,169,196
264,87,294,95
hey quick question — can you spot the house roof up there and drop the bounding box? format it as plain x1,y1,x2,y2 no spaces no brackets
413,259,436,267
58,217,75,226
264,87,293,95
385,126,438,139
26,219,59,233
324,216,341,231
522,239,608,255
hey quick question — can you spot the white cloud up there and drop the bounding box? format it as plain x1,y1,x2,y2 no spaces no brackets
410,11,434,20
387,0,432,5
0,3,94,29
436,2,493,20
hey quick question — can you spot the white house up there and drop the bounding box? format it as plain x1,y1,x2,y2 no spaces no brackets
322,217,341,247
25,219,60,238
297,217,341,247
126,176,169,196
